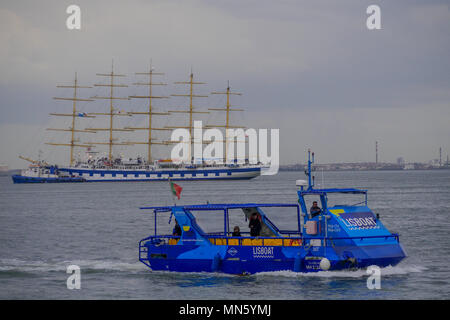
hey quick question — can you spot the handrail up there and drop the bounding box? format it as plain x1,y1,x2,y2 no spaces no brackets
306,234,399,241
140,233,400,247
140,203,300,211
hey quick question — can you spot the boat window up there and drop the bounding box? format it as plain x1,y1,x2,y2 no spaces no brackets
150,213,178,236
326,193,367,208
251,206,300,235
303,197,323,214
190,210,224,235
227,209,253,237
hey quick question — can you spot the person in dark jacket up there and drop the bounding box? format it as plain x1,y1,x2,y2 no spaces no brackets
172,220,182,236
232,226,241,237
310,201,322,218
248,213,261,237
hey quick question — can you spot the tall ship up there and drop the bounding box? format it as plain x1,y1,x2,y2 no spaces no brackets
13,63,263,183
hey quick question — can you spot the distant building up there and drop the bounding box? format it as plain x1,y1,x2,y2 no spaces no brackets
0,164,9,176
403,163,415,170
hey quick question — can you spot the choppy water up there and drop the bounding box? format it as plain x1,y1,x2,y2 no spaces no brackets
0,170,449,299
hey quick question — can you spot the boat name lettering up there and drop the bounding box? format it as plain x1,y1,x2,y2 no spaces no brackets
344,217,376,227
252,246,274,258
339,212,378,229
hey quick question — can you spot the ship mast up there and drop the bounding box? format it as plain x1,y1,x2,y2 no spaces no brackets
167,71,209,161
126,63,171,163
87,61,132,162
207,81,244,163
46,72,95,166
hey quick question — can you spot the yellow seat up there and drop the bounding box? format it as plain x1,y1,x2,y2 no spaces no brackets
242,239,253,246
251,239,263,246
215,239,227,245
264,239,283,246
169,238,179,245
228,239,239,246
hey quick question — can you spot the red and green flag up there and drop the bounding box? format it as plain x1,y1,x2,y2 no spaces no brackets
170,180,183,200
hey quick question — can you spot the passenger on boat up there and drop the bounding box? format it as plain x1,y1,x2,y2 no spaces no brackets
310,201,322,218
232,226,241,237
172,220,182,236
248,213,261,237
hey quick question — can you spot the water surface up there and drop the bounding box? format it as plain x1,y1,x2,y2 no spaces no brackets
0,170,449,299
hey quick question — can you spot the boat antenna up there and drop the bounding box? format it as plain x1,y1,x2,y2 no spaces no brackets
321,167,324,189
306,149,315,190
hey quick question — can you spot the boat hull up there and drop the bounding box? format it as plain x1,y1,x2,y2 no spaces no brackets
140,241,407,274
58,166,261,182
11,175,85,183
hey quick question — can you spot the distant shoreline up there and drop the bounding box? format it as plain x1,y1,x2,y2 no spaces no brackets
279,163,450,172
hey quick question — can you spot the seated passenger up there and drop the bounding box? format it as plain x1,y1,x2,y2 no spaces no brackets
232,226,241,237
248,212,261,237
172,220,182,237
310,201,322,218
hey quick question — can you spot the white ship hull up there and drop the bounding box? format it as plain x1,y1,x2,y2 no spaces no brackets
58,165,262,182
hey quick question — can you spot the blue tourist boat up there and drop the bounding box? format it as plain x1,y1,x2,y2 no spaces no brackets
139,151,407,274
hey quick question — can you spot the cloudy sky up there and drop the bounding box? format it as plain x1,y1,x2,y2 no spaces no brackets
1,0,449,168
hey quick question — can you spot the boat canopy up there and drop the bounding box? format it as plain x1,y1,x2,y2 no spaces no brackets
140,203,299,213
298,188,367,196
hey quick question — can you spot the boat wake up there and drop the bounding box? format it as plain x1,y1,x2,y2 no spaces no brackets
255,264,427,278
0,258,146,274
0,258,426,279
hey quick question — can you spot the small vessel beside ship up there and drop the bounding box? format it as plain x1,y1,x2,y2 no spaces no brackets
11,156,85,183
139,151,407,274
12,63,263,183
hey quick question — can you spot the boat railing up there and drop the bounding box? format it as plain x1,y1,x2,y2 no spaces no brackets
204,233,398,246
206,235,303,247
138,235,182,265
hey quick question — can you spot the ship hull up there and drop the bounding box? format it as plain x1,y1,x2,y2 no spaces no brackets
11,175,85,183
140,241,406,274
58,166,261,182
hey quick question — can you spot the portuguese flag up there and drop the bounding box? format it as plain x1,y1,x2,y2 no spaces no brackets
170,180,183,200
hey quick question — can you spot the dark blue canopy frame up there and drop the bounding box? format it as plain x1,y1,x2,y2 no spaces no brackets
140,203,302,237
298,188,367,196
297,150,369,220
297,188,368,222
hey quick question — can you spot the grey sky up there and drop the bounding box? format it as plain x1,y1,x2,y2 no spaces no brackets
0,0,449,168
